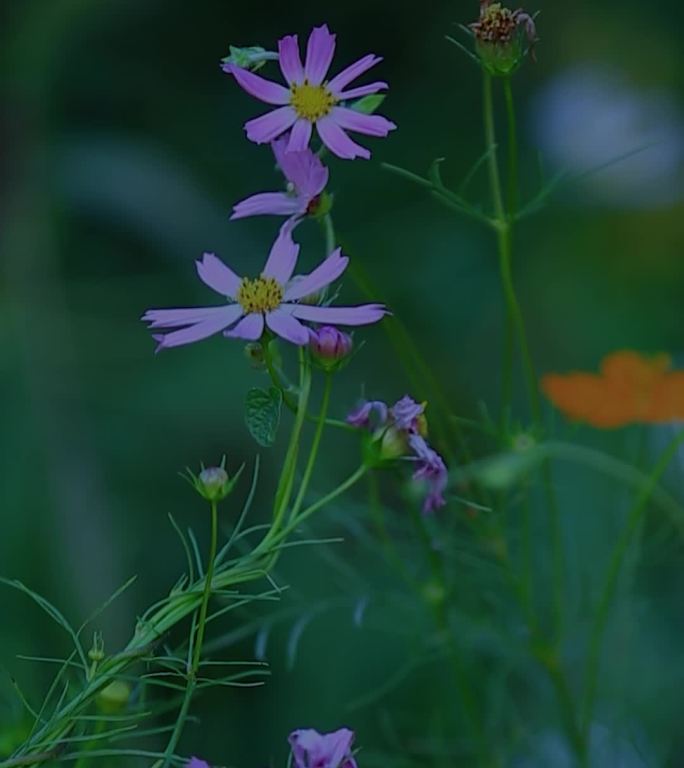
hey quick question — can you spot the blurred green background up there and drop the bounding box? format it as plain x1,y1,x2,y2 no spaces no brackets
1,0,683,765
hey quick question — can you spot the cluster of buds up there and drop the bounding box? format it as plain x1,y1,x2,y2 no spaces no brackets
470,0,537,76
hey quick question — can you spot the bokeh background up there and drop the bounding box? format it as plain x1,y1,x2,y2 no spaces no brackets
1,0,683,765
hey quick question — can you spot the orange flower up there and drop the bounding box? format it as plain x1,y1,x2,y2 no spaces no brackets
541,350,684,428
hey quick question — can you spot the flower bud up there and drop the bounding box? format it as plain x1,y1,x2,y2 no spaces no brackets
470,1,537,76
220,45,278,73
184,461,243,504
309,326,353,371
198,467,230,501
88,632,105,663
244,342,266,369
96,681,130,714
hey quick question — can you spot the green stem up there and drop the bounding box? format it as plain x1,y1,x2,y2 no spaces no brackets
192,501,218,672
273,465,368,544
411,509,487,757
161,499,219,767
271,348,312,534
581,429,684,736
290,373,333,520
322,213,336,255
503,76,518,215
483,72,505,223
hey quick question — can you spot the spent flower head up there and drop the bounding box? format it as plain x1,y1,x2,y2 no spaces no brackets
289,728,358,768
470,1,537,76
143,222,387,350
225,24,396,159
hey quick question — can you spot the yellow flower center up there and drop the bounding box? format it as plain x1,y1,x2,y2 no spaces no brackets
290,80,336,122
237,276,283,314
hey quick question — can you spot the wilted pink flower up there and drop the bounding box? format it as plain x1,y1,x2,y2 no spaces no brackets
289,728,358,768
143,222,387,350
408,434,448,514
187,759,210,768
347,395,448,513
225,24,396,159
231,137,329,222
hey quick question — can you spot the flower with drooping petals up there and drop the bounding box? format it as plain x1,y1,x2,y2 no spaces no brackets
231,137,329,222
409,433,449,514
289,728,358,768
542,350,684,428
143,222,387,350
225,24,396,160
348,395,448,513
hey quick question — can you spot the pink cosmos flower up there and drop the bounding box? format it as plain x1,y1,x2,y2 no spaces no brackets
289,728,358,768
231,137,329,222
187,759,210,768
225,24,396,160
347,395,448,513
143,223,387,350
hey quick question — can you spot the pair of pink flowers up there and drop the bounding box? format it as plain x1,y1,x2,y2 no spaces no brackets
144,25,395,351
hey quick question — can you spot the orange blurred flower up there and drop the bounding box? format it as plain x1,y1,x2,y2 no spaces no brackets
541,351,684,428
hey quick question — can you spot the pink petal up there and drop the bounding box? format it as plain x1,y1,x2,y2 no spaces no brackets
151,305,244,349
142,306,239,329
265,308,310,345
287,119,313,152
278,34,304,85
283,248,348,301
195,253,242,297
288,303,388,326
304,25,336,85
338,82,388,100
227,65,290,105
327,54,382,94
331,107,397,137
245,106,297,144
316,116,370,160
261,221,300,283
272,139,329,197
231,192,304,220
223,312,264,341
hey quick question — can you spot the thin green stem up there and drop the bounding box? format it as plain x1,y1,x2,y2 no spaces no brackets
290,373,333,520
192,501,218,672
323,213,336,256
581,429,684,736
410,508,490,765
160,500,219,767
274,465,368,543
272,348,312,534
503,76,518,215
483,72,505,223
496,229,541,425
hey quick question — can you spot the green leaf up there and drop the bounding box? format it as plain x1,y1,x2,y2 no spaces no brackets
350,93,386,115
245,387,282,447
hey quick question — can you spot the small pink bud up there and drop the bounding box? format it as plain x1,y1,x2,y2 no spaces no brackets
309,326,353,370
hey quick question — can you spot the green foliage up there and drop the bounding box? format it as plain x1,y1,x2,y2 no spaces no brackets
244,387,283,448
